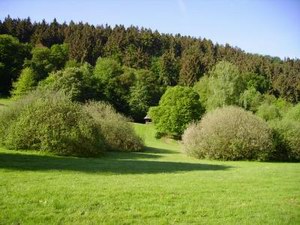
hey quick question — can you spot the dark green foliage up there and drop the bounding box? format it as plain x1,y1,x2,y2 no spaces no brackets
179,43,203,86
1,16,299,103
129,69,163,121
243,72,270,93
0,91,105,156
156,50,179,86
84,101,144,152
49,44,69,69
25,46,54,80
24,44,68,81
128,83,152,122
0,34,31,95
182,106,274,161
0,16,34,43
268,103,300,161
123,44,149,69
0,17,299,122
269,119,300,161
149,86,204,137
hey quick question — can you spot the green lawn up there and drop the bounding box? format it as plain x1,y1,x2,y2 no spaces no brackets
0,123,299,225
0,97,12,108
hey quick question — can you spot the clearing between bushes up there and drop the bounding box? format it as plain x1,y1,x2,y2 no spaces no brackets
0,123,299,225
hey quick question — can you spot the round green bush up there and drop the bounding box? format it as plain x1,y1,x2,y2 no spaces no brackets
182,106,274,161
149,86,204,138
269,119,300,161
0,91,105,156
84,101,144,152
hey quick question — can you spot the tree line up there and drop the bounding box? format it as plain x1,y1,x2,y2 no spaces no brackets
0,16,299,119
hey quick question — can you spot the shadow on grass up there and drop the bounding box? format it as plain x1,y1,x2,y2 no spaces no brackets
0,151,231,174
144,146,178,154
104,147,173,160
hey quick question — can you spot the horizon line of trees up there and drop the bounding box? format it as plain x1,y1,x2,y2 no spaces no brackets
0,16,299,110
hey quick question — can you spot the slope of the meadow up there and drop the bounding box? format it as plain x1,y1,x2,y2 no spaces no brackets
0,123,299,225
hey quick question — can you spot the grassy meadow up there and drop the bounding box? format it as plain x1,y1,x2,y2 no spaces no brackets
0,122,299,225
0,97,12,108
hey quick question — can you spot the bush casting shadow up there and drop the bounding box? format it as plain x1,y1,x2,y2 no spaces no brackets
0,152,231,174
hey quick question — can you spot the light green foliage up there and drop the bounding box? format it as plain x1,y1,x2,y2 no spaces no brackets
182,106,274,161
64,59,81,68
207,62,246,109
256,103,281,121
149,86,203,137
39,65,94,101
93,57,125,109
0,94,37,143
256,95,292,121
285,103,300,122
84,101,144,152
0,91,104,156
94,57,123,83
11,67,37,98
239,87,263,112
194,63,271,112
195,61,247,111
0,123,299,224
193,74,210,107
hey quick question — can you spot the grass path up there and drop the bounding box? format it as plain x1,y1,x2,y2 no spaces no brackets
0,123,299,224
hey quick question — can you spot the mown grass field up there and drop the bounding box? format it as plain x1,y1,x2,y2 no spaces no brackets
0,97,12,108
0,122,299,225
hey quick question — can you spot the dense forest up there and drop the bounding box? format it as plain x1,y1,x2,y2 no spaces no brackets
0,16,299,121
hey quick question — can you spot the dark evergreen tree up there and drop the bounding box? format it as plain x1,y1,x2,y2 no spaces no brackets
0,34,31,95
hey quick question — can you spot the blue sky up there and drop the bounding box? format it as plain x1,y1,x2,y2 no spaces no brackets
0,0,299,59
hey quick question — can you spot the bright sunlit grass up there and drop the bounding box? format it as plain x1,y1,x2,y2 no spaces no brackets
0,123,299,224
0,97,12,107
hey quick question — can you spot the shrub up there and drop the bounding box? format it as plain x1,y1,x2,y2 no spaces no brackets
38,66,94,101
0,91,105,156
285,103,300,122
269,119,300,161
149,86,204,137
182,106,274,161
256,103,281,121
256,96,292,121
84,101,144,152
